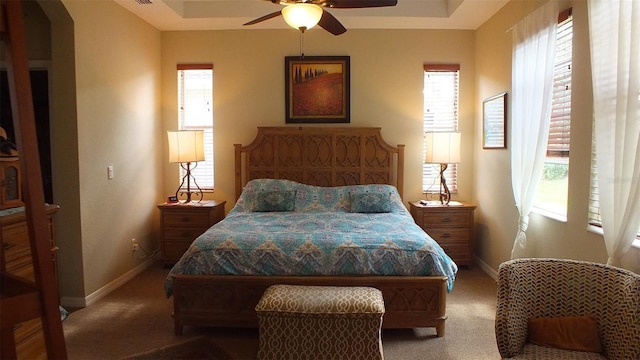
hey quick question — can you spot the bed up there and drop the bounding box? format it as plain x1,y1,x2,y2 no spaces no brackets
167,127,457,337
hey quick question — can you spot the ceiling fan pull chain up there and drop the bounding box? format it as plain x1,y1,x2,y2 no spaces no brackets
299,27,305,59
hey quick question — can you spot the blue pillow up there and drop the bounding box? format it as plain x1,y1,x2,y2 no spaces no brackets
254,190,296,212
350,192,392,213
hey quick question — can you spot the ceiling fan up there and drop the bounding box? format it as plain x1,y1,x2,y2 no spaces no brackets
244,0,398,35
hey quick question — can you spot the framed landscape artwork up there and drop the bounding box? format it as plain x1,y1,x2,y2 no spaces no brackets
483,92,507,149
285,56,350,123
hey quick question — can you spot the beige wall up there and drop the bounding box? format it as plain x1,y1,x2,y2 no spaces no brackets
474,0,640,275
29,0,638,303
161,29,477,210
56,0,162,301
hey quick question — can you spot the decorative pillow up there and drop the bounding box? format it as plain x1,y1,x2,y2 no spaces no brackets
349,192,392,213
528,316,602,353
253,190,296,212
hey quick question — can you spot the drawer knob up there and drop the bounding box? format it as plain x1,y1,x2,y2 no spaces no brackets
180,217,190,222
442,217,452,223
441,233,451,238
3,242,15,251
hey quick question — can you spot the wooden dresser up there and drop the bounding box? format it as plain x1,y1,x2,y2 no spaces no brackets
157,200,226,264
409,201,476,267
0,204,59,360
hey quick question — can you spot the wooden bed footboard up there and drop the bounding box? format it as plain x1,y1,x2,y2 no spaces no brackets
171,275,448,337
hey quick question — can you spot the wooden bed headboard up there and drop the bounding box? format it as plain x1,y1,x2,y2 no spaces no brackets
234,127,405,200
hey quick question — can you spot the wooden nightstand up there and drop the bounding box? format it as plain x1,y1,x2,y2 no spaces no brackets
409,201,476,267
157,200,226,264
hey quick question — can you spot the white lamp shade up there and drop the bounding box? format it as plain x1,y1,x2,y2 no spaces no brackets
282,3,323,30
425,132,461,164
167,130,205,163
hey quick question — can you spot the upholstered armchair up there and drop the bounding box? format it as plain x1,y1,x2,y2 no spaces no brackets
495,258,640,359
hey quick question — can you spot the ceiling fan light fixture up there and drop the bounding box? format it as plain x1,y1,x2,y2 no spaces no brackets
282,3,323,31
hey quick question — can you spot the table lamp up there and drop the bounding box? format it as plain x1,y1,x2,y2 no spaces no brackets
424,132,461,205
167,130,205,203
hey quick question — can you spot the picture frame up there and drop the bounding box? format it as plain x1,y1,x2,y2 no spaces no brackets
285,56,350,124
483,92,507,149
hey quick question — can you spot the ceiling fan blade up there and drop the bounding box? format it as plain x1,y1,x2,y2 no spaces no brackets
243,10,283,26
328,0,397,8
318,10,347,35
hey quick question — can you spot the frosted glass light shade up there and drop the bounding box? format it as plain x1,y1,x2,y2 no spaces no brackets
425,132,461,164
167,130,205,163
282,3,323,30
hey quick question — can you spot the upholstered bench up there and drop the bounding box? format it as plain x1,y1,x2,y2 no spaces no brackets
255,284,385,360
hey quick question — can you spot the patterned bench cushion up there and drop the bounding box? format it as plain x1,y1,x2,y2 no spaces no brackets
256,284,385,315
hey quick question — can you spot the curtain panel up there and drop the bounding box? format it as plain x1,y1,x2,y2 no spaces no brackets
588,0,640,267
509,0,559,259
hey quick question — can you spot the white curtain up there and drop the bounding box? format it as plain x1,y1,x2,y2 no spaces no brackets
509,0,558,259
588,0,640,267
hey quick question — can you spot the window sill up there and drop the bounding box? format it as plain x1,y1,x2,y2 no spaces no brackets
587,224,640,250
531,206,567,223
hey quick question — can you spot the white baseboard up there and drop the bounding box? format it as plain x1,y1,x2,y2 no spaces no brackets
474,256,498,281
60,259,154,308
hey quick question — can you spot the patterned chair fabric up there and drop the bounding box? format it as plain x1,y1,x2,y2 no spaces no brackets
495,258,640,359
256,285,385,360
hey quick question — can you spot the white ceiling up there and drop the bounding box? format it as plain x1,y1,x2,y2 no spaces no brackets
113,0,509,32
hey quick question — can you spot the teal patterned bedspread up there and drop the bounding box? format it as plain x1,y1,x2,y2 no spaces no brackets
165,179,458,297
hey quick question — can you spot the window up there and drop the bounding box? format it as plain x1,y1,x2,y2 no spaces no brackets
588,96,640,242
533,10,572,218
177,64,214,190
423,64,459,194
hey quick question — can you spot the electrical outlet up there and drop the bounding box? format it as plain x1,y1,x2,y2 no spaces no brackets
131,238,139,251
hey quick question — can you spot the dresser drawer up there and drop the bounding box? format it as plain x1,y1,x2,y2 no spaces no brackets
2,222,30,265
426,228,470,243
163,210,211,227
421,212,471,227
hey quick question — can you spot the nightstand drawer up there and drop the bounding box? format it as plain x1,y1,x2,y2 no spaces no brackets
421,212,471,227
163,241,193,260
439,244,471,262
163,228,207,241
426,228,470,243
163,211,211,227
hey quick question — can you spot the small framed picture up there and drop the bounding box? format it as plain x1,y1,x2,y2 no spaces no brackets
483,92,507,149
284,56,350,124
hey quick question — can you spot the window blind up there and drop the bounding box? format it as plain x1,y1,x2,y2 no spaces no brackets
177,64,214,190
547,10,573,158
423,64,459,193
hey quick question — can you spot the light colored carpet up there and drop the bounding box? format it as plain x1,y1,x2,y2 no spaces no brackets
63,264,500,359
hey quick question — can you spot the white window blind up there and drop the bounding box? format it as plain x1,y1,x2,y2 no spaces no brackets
177,64,214,190
533,10,572,217
423,64,459,194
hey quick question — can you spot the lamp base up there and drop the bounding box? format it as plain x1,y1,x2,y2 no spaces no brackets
176,162,203,203
439,163,452,205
